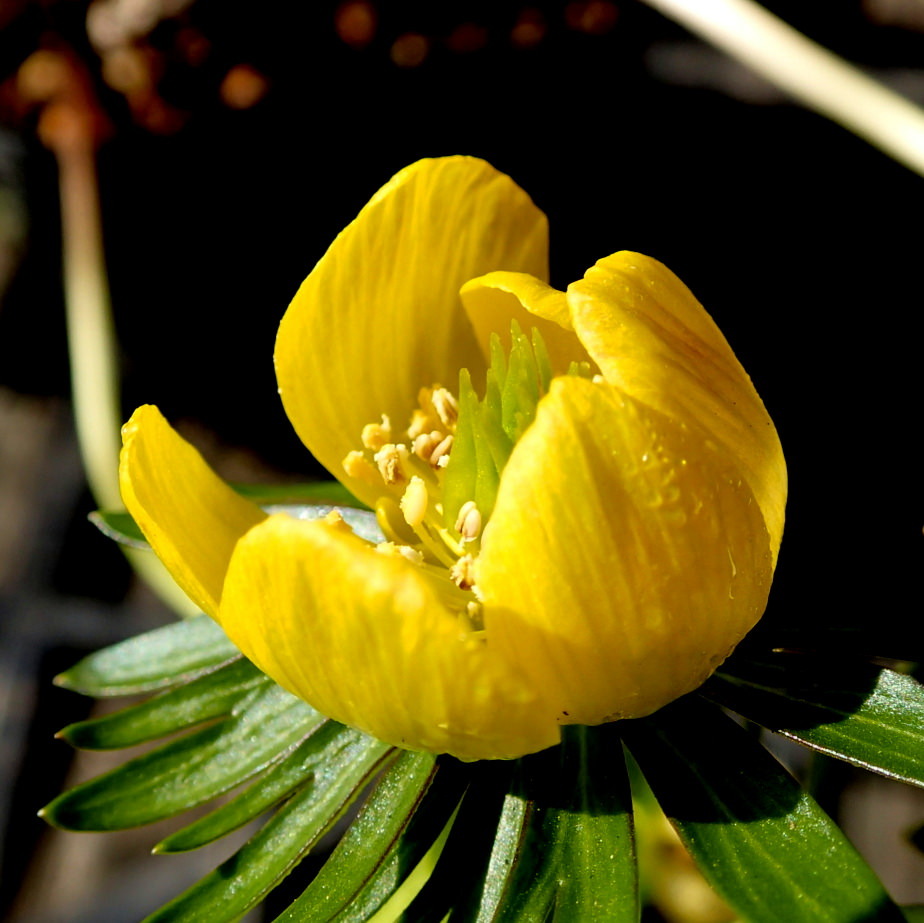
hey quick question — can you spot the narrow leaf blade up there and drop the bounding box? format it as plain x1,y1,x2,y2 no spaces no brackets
55,615,239,696
706,652,924,787
42,684,323,830
487,724,638,922
142,732,393,923
156,721,364,854
274,750,453,922
59,658,266,749
624,697,904,923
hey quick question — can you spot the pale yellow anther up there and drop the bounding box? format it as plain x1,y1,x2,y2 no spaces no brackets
343,450,379,484
407,408,436,441
361,415,393,451
429,433,454,467
431,387,459,429
400,475,428,528
412,430,444,461
449,553,476,590
323,509,353,534
455,500,482,543
374,443,409,486
375,541,423,564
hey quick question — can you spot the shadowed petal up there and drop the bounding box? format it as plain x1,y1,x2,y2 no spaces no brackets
119,405,267,618
568,251,786,564
276,157,549,510
478,377,774,727
459,271,591,377
219,513,559,760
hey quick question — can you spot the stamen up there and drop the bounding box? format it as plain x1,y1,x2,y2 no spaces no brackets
450,553,476,590
375,541,424,564
323,509,353,534
429,434,454,467
412,430,445,462
374,443,410,485
361,414,393,450
400,475,428,528
343,450,379,483
455,500,482,543
431,387,459,429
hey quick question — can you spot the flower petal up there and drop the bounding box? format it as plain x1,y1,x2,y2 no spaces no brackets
478,376,774,727
276,157,549,509
567,251,786,564
218,513,559,760
119,405,266,618
459,271,591,377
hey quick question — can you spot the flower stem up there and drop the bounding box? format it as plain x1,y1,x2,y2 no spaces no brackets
39,57,197,616
643,0,924,176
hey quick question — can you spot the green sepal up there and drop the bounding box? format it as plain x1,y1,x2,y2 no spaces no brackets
41,684,323,831
58,657,266,749
143,733,394,923
273,751,466,922
706,652,924,788
624,696,905,923
54,615,239,696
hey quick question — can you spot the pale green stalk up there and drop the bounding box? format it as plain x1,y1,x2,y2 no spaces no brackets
56,113,197,616
644,0,924,177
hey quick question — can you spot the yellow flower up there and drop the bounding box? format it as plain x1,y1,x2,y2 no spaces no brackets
120,157,786,761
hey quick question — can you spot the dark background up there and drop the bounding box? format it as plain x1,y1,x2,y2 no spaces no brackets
0,1,922,919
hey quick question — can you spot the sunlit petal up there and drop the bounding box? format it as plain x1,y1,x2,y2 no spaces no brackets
276,157,549,509
119,405,266,618
219,513,559,760
478,376,774,726
568,251,786,563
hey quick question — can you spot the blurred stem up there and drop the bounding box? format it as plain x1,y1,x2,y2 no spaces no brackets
41,73,197,617
643,0,924,177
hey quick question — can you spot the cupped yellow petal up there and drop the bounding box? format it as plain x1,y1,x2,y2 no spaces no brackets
477,376,774,727
276,157,549,510
119,405,267,618
459,271,591,377
218,513,559,760
567,252,786,564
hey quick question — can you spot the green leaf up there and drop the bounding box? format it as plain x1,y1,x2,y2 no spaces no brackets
624,697,905,923
156,722,372,854
142,732,394,923
397,762,514,922
479,724,638,922
274,750,454,922
58,657,266,749
55,615,239,696
706,652,924,787
42,684,323,830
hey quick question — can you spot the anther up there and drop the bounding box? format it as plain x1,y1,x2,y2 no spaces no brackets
375,542,424,564
322,509,353,534
450,553,476,590
412,430,444,461
400,475,428,528
429,434,454,467
455,500,482,543
374,443,409,486
431,387,459,429
343,450,379,484
361,415,393,450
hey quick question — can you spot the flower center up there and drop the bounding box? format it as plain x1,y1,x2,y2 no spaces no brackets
342,321,591,630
